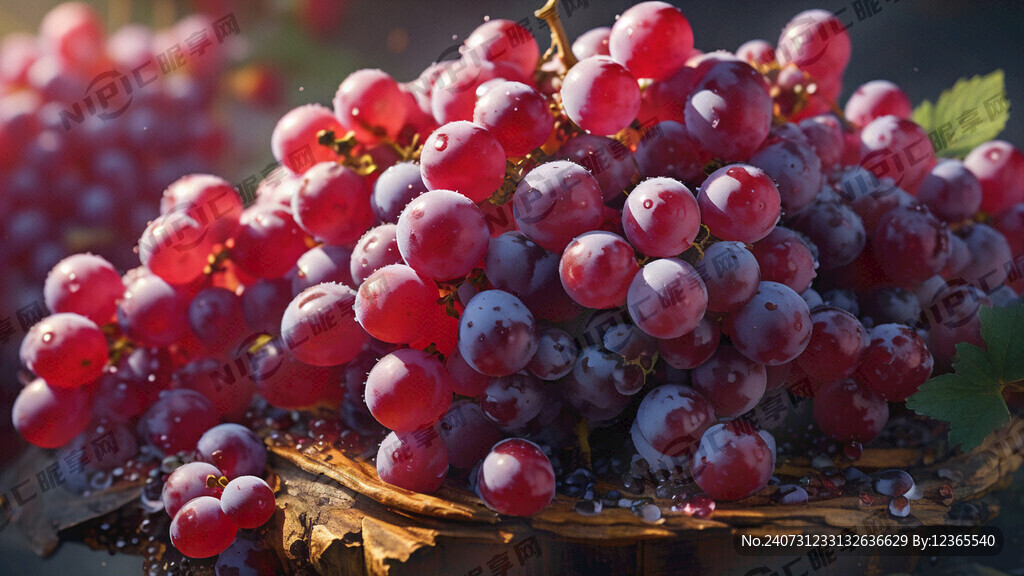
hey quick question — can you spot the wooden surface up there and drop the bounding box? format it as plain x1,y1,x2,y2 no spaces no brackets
261,418,1024,575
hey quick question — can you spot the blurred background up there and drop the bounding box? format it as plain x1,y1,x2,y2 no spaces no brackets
1,0,1022,573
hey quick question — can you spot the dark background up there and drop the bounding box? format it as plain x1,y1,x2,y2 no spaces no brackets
1,0,1022,574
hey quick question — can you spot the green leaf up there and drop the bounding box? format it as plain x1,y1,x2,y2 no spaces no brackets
978,304,1024,383
910,70,1010,158
905,303,1024,451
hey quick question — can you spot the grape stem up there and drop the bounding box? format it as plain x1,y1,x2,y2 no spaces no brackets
535,0,578,70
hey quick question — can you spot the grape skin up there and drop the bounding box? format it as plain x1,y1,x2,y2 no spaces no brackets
220,476,276,529
627,258,708,339
560,56,641,136
170,496,238,559
477,438,555,517
457,290,539,377
20,312,108,389
726,281,812,366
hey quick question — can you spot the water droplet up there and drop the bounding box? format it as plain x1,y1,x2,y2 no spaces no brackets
434,134,449,151
574,499,602,515
776,484,808,505
889,495,910,517
875,469,914,497
844,441,863,460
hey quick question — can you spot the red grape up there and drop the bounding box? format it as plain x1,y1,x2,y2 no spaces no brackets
371,162,428,223
440,400,504,470
627,257,708,339
622,177,700,257
795,307,868,383
162,461,223,518
271,104,342,174
512,160,604,253
750,227,819,294
376,426,449,493
142,389,219,455
690,421,773,501
855,323,933,402
635,384,714,457
332,68,407,144
477,438,554,516
844,80,912,128
291,244,355,295
20,312,107,389
197,423,267,479
458,290,539,377
355,264,438,344
420,121,506,203
776,10,851,82
220,475,275,529
463,19,539,79
232,204,311,280
572,27,611,60
12,378,92,448
695,241,761,312
726,281,812,366
484,231,582,322
43,253,123,325
963,140,1024,215
872,205,951,287
170,496,238,559
365,348,453,432
473,81,553,157
527,327,578,381
609,1,694,81
291,161,373,245
560,56,641,136
813,379,889,443
350,224,403,286
685,60,772,162
556,133,640,203
559,231,640,309
692,345,767,418
281,282,367,367
698,164,781,243
657,317,720,370
859,115,935,194
397,189,489,280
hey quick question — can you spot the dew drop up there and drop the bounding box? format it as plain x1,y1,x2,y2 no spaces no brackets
434,134,449,152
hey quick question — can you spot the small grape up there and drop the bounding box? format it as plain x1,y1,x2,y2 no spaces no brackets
477,438,555,516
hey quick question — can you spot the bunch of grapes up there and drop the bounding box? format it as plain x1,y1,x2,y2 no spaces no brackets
10,0,1024,562
0,2,236,321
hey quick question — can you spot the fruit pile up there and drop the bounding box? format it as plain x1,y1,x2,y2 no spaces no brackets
9,0,1024,563
0,2,234,315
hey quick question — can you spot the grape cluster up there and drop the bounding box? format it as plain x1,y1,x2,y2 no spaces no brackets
162,424,275,558
0,2,234,321
10,1,1024,552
